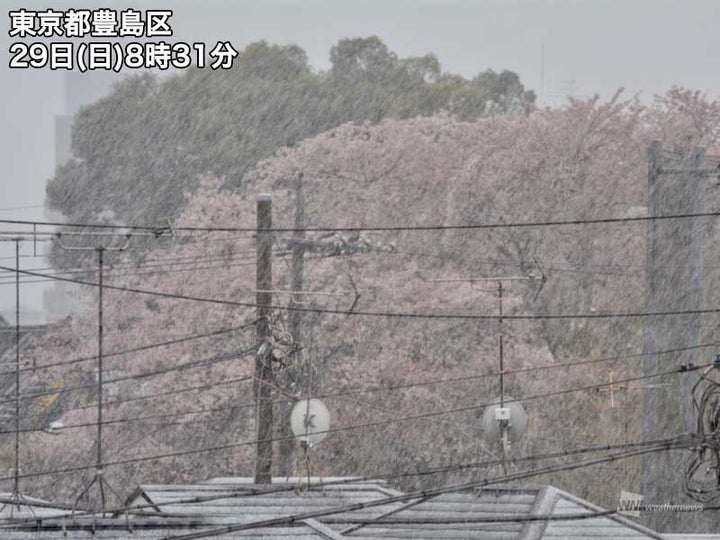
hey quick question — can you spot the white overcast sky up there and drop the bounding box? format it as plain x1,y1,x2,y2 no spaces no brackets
0,0,719,319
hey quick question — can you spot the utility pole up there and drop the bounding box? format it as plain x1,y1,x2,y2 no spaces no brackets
255,193,274,484
641,141,716,532
278,174,306,477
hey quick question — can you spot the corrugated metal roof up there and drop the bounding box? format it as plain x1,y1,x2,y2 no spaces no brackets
0,492,75,520
0,524,341,539
0,478,684,539
127,478,665,539
540,487,664,540
129,477,404,524
663,533,720,540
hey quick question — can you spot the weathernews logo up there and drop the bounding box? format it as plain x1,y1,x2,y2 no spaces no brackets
617,490,703,517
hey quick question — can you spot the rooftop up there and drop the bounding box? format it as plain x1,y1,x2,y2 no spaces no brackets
0,477,676,539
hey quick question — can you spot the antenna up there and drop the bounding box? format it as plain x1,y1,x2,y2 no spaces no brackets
12,239,20,502
55,236,130,513
290,396,331,486
290,398,331,446
0,237,45,519
596,369,670,409
482,397,528,443
426,273,537,473
0,239,25,517
540,40,545,102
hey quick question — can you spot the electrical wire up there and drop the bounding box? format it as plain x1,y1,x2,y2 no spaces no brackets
0,433,705,534
4,333,710,428
17,374,255,422
0,346,257,407
684,365,720,502
0,248,294,283
0,320,258,376
4,327,713,429
312,340,720,400
0,363,706,481
4,208,720,233
5,265,720,321
153,438,708,540
0,402,255,436
403,249,645,278
0,261,258,287
0,257,263,287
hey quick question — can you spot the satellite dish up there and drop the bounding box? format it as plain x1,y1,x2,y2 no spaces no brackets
482,397,528,443
290,398,330,446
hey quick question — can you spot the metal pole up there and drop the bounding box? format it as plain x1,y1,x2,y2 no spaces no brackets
13,239,20,496
55,240,128,512
255,194,273,484
540,41,545,101
498,280,509,475
498,281,504,408
280,173,306,477
290,173,305,357
97,247,104,476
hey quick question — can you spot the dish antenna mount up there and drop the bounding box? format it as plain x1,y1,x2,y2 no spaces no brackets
482,397,528,463
290,398,331,447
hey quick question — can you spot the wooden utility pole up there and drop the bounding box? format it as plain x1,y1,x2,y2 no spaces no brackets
255,193,274,484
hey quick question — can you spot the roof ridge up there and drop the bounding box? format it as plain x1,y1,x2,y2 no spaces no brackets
550,486,665,539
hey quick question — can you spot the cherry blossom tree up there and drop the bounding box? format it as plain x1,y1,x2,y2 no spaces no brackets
5,90,720,518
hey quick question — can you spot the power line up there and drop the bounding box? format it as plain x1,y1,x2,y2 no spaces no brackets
1,307,713,420
0,363,706,481
0,260,257,287
0,402,255,436
0,430,703,530
0,249,299,287
19,373,256,422
0,254,44,262
313,341,719,400
0,204,45,213
154,438,705,540
404,249,645,277
25,375,252,419
0,364,694,436
0,253,260,283
2,435,703,536
0,251,258,276
0,319,258,376
9,329,713,426
5,354,695,434
4,208,720,234
6,264,720,322
0,347,257,407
